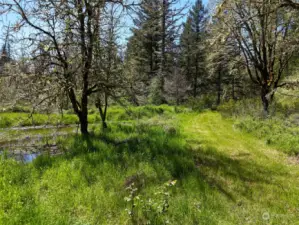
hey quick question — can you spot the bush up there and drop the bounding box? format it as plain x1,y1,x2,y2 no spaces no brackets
186,96,217,112
218,97,299,119
0,105,31,113
124,180,177,224
218,98,263,118
0,116,13,128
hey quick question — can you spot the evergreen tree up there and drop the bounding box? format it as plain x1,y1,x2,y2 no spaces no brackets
125,0,185,105
180,0,207,98
132,0,161,81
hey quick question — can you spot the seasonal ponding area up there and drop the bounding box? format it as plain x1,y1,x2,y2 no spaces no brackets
0,105,299,224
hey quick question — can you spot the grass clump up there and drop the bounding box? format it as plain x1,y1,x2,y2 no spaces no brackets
107,105,175,122
0,113,102,128
0,105,179,129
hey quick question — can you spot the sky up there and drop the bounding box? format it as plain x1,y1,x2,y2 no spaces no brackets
0,0,210,55
118,0,210,45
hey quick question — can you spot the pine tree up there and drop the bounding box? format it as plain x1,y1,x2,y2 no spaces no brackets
180,0,207,98
132,0,161,81
125,0,184,105
207,14,256,105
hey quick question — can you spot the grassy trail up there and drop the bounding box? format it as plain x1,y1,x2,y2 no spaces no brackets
0,110,298,225
180,112,299,224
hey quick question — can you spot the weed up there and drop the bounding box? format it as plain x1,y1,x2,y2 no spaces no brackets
125,180,177,225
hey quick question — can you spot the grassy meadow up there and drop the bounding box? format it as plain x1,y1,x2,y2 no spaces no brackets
0,104,298,224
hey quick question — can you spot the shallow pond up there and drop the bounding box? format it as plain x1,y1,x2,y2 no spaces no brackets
13,152,41,163
0,125,77,162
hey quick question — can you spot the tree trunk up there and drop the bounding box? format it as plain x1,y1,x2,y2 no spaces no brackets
130,84,139,106
79,112,89,135
261,87,270,116
217,71,222,105
193,76,197,98
68,88,89,135
160,0,167,100
81,89,89,134
96,93,108,130
232,74,236,100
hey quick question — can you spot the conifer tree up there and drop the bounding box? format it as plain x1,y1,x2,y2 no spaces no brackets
125,0,186,104
180,0,207,98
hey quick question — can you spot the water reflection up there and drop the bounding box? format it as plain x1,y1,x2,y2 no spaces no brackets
15,152,41,163
0,151,41,163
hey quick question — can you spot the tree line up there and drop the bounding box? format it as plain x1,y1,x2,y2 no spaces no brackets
0,0,298,134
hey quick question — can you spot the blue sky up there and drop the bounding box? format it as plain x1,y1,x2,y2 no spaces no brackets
0,0,210,53
119,0,210,45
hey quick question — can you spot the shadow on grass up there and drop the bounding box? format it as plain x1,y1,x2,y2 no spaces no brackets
39,122,289,203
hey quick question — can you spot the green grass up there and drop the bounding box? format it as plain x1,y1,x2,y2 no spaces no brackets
234,116,299,155
0,113,79,128
0,110,299,224
0,105,182,129
106,104,185,122
218,98,299,155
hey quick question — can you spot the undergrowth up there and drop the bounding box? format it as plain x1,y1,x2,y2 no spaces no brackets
218,98,299,155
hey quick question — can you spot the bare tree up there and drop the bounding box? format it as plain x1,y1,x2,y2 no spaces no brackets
216,0,299,114
0,0,126,134
94,3,124,129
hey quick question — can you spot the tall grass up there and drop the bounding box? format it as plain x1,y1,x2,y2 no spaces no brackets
0,122,204,224
234,117,299,155
0,113,79,128
1,106,299,224
218,98,299,155
0,105,182,129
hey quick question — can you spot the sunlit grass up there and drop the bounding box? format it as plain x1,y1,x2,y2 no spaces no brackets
0,109,298,224
0,112,79,128
0,105,182,129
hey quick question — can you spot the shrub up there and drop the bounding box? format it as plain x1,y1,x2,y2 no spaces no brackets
149,77,166,105
186,95,217,112
218,98,263,118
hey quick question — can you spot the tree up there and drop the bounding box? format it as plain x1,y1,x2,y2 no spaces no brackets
158,0,186,104
124,0,162,104
216,0,299,114
125,0,186,105
180,0,207,98
94,3,124,129
207,18,252,105
0,27,12,74
165,63,189,105
0,0,124,134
